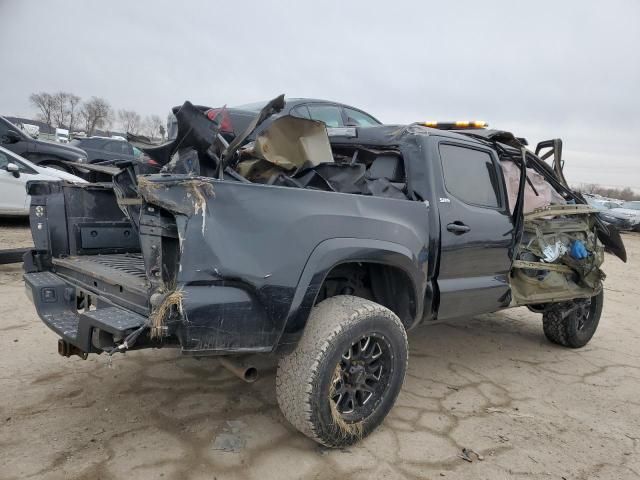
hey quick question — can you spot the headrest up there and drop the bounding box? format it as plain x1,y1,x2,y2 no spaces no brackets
368,155,403,182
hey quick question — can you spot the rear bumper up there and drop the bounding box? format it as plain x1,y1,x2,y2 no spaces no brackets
24,271,146,353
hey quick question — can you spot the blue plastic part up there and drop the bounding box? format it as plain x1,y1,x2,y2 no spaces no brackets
570,240,588,259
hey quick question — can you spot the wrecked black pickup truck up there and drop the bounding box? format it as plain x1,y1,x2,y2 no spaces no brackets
23,95,626,447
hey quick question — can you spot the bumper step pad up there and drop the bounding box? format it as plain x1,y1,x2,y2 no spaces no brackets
24,271,146,352
81,307,146,335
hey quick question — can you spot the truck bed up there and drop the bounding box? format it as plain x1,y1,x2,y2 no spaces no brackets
52,253,150,313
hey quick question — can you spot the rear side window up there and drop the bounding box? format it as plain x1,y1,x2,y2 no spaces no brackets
343,107,379,126
105,141,132,155
439,144,500,208
306,104,343,127
76,138,102,149
290,105,311,119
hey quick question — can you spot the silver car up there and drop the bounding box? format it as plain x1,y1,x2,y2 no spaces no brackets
600,201,640,231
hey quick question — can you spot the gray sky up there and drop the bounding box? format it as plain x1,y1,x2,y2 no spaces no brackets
1,0,638,189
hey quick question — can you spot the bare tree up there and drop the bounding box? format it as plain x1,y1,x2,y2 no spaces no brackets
118,109,141,134
29,92,56,127
159,124,166,141
576,183,640,201
67,94,82,133
52,92,71,128
80,97,113,136
143,114,164,139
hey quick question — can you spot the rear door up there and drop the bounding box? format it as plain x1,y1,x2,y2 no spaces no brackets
432,139,513,320
103,140,122,163
77,138,102,163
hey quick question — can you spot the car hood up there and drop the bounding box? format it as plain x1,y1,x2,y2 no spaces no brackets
34,164,87,183
36,139,87,160
605,208,640,219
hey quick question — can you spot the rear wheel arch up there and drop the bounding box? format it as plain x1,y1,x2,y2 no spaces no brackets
315,261,417,329
280,238,425,346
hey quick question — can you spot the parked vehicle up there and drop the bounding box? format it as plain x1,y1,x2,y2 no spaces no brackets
70,136,136,163
584,195,634,230
0,146,85,216
0,116,88,173
55,128,69,143
167,97,381,146
584,194,621,210
23,97,626,448
70,136,160,175
18,122,40,139
602,201,640,231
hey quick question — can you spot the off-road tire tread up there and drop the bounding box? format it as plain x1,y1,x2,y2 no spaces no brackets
542,290,604,348
276,295,407,446
542,309,569,346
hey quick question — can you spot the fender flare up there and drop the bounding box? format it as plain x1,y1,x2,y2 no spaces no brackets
275,237,426,349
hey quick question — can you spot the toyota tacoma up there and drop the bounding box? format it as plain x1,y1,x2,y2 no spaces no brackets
23,96,626,447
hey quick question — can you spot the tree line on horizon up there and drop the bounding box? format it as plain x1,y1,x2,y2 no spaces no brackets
575,184,640,202
28,91,166,140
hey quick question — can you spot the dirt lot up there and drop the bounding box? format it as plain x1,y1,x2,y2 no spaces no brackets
1,222,639,480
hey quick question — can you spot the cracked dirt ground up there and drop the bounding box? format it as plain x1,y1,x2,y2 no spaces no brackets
1,225,639,480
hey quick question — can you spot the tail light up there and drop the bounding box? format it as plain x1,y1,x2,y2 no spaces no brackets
206,108,234,133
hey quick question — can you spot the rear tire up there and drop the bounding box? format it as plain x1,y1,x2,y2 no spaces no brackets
276,295,408,447
542,290,604,348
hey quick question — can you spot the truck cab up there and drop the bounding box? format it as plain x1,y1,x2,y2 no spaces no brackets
55,128,69,144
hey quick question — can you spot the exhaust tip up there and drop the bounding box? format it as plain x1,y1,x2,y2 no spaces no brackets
219,356,258,383
244,367,258,383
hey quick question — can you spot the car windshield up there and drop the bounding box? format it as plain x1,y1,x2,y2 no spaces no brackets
621,201,640,210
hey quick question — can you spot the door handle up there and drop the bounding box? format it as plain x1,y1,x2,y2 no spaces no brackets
447,222,470,234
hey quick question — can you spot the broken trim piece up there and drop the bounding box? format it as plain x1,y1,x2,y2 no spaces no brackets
524,204,600,220
222,94,286,169
137,176,215,217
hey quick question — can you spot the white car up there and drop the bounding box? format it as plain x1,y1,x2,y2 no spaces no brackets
0,146,86,216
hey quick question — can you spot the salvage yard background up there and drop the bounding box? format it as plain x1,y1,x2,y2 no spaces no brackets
1,219,639,480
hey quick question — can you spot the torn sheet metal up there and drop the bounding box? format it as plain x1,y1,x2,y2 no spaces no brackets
137,101,222,167
137,176,215,217
222,94,286,165
247,116,333,170
235,116,333,181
